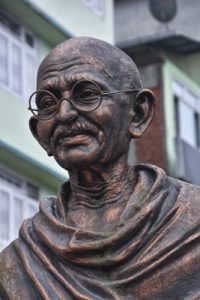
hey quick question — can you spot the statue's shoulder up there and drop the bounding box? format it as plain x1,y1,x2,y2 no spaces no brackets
136,163,200,208
0,240,16,274
138,162,200,192
169,176,200,220
170,175,200,199
0,241,39,299
0,241,23,299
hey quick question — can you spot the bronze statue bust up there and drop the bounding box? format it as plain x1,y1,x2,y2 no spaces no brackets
1,37,200,300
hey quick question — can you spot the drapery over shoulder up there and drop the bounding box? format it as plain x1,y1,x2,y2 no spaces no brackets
1,164,200,300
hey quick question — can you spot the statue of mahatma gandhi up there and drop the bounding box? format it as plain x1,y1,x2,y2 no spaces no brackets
1,37,200,300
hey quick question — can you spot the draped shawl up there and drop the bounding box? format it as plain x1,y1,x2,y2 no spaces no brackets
1,164,200,300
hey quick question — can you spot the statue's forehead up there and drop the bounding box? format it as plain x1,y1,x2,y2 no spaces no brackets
37,55,114,88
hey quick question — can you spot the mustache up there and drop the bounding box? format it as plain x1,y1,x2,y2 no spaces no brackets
51,119,99,145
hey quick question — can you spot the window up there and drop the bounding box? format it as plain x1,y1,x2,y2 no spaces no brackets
0,10,36,104
173,80,200,148
0,167,39,249
81,0,105,17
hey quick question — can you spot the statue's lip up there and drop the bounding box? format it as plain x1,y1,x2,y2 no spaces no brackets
57,133,93,146
54,129,95,146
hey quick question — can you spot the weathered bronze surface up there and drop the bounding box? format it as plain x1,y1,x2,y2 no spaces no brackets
1,37,200,300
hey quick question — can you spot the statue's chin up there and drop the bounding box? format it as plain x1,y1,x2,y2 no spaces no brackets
53,144,102,171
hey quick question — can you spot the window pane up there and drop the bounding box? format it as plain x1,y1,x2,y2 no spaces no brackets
24,53,36,103
0,190,10,240
27,203,38,218
13,197,23,238
11,43,22,94
82,0,104,17
179,101,196,147
0,33,8,85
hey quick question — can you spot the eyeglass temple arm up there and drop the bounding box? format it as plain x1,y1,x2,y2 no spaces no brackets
102,89,140,96
28,107,39,111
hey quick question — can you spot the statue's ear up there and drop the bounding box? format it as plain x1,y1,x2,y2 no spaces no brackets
29,116,52,156
29,116,39,142
129,89,156,138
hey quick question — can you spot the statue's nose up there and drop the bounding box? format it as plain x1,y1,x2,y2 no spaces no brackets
56,98,78,122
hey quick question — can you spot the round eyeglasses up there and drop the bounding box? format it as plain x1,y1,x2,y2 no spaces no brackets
28,80,140,120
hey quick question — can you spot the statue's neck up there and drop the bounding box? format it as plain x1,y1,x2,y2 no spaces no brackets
69,157,134,207
70,170,134,208
65,157,136,231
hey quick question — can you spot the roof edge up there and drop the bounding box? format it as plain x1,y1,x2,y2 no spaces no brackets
0,140,66,181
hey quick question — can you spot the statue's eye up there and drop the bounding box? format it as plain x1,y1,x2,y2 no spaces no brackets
39,96,57,110
72,80,101,107
78,89,99,102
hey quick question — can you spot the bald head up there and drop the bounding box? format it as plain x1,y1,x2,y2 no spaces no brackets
37,37,142,90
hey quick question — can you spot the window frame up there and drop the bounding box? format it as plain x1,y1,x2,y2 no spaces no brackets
0,13,37,105
0,167,39,249
173,79,200,149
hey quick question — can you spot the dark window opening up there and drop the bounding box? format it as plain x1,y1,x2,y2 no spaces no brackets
195,112,200,148
25,32,34,48
174,95,180,136
26,182,39,200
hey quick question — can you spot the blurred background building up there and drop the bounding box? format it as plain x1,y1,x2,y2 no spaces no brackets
0,0,200,249
117,0,200,186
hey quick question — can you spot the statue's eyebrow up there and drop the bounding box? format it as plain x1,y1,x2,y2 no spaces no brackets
38,77,61,91
66,75,110,92
38,74,110,95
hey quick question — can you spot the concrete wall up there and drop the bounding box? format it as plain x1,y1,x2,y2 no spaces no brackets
27,0,114,43
115,0,200,45
166,52,200,87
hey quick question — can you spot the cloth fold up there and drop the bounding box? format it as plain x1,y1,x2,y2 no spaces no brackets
1,164,200,299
